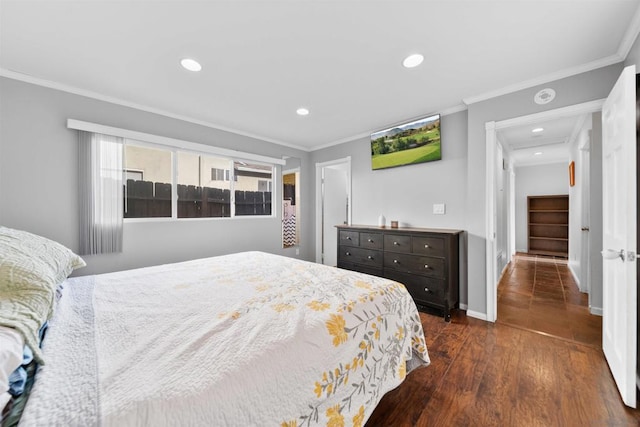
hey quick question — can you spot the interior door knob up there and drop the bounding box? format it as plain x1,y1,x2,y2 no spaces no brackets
602,249,624,261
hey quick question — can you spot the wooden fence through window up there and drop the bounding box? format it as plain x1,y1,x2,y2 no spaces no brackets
124,180,271,218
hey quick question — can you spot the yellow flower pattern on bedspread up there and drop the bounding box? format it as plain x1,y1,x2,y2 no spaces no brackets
90,251,429,427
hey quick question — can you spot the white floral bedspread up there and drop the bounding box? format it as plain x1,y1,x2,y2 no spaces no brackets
24,251,429,426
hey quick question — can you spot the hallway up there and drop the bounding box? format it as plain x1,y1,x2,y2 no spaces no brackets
497,253,602,348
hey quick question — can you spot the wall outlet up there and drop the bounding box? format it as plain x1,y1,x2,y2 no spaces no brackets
433,203,446,215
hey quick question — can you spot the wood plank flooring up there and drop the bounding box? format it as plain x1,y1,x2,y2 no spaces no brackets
497,254,601,347
367,255,640,426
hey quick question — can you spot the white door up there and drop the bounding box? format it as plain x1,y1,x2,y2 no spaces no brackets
602,64,637,408
580,145,591,294
320,164,349,266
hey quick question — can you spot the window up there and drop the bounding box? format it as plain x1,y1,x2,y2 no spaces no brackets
125,169,144,181
124,144,172,218
123,140,274,219
234,161,273,216
178,152,231,218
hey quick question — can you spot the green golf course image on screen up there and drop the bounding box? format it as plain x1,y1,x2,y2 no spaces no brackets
371,114,441,170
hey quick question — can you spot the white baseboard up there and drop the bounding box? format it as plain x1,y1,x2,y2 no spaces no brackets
590,306,603,316
459,303,468,310
567,263,581,289
466,310,488,321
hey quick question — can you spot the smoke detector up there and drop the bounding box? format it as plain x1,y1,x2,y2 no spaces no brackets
534,88,556,105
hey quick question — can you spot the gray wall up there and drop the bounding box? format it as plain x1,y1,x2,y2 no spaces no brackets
0,77,313,275
465,63,623,316
514,163,569,253
0,61,625,317
310,110,470,303
625,32,640,69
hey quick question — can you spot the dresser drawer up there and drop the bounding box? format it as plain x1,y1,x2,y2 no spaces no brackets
384,234,412,253
339,230,359,246
338,246,383,268
360,232,383,249
383,253,445,278
338,261,383,278
412,236,445,256
384,270,445,306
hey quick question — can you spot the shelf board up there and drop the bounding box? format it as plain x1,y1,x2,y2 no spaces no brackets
529,209,569,213
529,223,569,226
528,249,568,258
530,236,568,242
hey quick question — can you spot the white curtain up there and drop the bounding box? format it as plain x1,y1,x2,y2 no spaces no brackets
78,131,124,255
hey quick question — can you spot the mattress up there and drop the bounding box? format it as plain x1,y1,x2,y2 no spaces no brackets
19,251,430,426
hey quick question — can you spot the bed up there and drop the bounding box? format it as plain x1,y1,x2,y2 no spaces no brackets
1,228,430,426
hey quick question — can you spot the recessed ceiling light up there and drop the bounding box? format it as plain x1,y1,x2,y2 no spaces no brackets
534,152,543,156
532,127,544,133
181,58,202,72
402,54,424,68
296,107,310,116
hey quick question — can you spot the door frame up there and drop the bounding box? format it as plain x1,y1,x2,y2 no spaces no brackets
315,156,352,264
485,99,605,322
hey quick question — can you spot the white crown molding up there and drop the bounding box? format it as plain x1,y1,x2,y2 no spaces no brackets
310,103,468,152
512,158,568,168
617,1,640,60
494,98,605,130
462,54,623,106
0,68,311,152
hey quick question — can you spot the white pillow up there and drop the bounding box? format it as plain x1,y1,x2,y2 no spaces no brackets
0,226,85,363
0,326,24,411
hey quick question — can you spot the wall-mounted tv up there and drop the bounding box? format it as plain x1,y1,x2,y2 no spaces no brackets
370,113,441,170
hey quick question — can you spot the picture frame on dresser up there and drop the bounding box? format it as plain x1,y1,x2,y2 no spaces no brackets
336,224,463,321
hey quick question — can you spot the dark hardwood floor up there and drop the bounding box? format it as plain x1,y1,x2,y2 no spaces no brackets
367,256,640,426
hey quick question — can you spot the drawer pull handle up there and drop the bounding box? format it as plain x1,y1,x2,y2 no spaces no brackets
368,238,373,243
424,244,430,248
367,255,373,260
424,287,430,293
393,259,399,264
346,252,351,256
393,241,399,245
424,265,430,269
346,236,351,240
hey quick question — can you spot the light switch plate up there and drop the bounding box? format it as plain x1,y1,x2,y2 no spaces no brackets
433,203,446,215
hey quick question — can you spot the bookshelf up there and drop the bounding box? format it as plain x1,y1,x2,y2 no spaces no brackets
527,195,569,258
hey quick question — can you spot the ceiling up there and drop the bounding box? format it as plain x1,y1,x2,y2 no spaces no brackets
497,114,588,167
1,0,639,151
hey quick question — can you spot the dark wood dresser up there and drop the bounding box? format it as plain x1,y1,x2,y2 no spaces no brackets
336,224,462,321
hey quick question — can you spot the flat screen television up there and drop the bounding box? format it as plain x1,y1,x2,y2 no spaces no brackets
370,113,441,170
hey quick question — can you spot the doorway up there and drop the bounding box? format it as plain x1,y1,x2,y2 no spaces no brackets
315,157,351,266
485,99,604,323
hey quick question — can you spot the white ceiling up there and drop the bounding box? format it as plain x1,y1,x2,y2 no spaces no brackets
498,115,588,167
1,0,639,151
